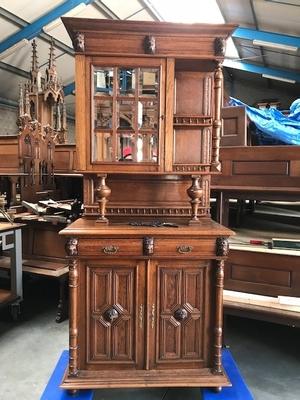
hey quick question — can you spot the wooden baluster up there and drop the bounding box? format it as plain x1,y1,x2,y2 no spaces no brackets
213,237,228,374
95,174,111,223
187,175,203,225
66,238,79,377
212,62,223,172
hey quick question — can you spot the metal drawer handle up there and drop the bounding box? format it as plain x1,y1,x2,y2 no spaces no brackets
176,245,193,254
102,245,119,254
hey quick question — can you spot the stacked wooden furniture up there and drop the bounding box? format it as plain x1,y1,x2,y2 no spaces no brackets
0,39,72,321
60,18,235,392
212,106,300,326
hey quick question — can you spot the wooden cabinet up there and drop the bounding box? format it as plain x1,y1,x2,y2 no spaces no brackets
60,18,235,392
61,221,232,389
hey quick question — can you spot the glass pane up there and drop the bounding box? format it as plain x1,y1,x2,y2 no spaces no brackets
140,100,158,130
117,133,135,161
94,68,114,95
93,132,113,162
118,68,135,96
94,99,112,129
118,100,135,130
139,68,159,97
137,133,158,162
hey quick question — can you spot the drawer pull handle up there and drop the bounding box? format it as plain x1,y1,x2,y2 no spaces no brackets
177,245,193,254
103,245,119,254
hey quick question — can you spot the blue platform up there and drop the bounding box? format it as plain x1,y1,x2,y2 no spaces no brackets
40,349,253,400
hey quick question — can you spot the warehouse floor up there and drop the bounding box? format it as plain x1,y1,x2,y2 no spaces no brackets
0,279,299,400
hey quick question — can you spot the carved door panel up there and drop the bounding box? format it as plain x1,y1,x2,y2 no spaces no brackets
86,260,145,369
150,260,209,369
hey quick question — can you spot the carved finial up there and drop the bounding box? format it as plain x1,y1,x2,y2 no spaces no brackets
31,40,38,71
24,83,31,118
18,85,24,117
144,35,156,54
214,37,226,57
30,40,41,92
46,38,58,86
74,32,85,52
187,175,203,225
95,174,111,223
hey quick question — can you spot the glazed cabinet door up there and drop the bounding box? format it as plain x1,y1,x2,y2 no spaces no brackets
86,260,145,369
83,57,166,173
149,260,211,369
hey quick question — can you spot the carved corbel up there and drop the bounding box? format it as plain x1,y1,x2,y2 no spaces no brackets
74,32,85,52
214,37,226,57
144,35,156,54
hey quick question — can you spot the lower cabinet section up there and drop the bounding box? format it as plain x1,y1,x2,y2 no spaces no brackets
84,260,212,371
60,222,232,390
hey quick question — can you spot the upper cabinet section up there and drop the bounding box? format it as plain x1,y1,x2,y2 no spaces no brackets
63,18,236,60
63,18,236,174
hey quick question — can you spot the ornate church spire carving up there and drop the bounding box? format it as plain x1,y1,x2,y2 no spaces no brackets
30,39,41,92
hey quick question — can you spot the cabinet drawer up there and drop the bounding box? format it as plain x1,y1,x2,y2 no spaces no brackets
78,239,142,256
154,238,216,257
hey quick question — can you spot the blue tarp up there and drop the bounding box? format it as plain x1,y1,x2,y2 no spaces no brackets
229,97,300,145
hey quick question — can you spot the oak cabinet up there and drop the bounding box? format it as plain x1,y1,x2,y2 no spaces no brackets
60,221,233,389
60,17,235,392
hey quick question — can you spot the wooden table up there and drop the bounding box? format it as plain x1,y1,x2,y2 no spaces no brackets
0,222,23,319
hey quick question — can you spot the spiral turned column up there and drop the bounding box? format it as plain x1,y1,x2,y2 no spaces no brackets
95,174,111,224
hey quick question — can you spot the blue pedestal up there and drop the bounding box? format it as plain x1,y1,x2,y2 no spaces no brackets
40,351,93,400
202,349,253,400
41,349,253,400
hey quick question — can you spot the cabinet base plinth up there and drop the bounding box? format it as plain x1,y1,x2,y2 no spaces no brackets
61,367,231,390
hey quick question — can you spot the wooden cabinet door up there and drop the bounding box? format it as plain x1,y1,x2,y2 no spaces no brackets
149,260,210,369
86,260,145,369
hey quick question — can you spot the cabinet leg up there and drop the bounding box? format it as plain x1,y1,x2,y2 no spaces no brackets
68,389,78,396
56,275,68,323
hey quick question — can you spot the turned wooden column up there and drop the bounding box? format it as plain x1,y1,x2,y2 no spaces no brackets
66,238,79,377
187,175,203,225
212,62,223,172
95,174,111,223
212,237,229,374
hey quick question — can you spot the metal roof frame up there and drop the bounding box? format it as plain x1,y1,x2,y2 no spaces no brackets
0,0,95,55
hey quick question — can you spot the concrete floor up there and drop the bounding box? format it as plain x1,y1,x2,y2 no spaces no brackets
0,278,300,400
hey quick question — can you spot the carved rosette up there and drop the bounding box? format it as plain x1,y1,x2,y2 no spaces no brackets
144,35,156,54
214,37,226,57
65,237,78,256
216,237,229,257
74,31,85,52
